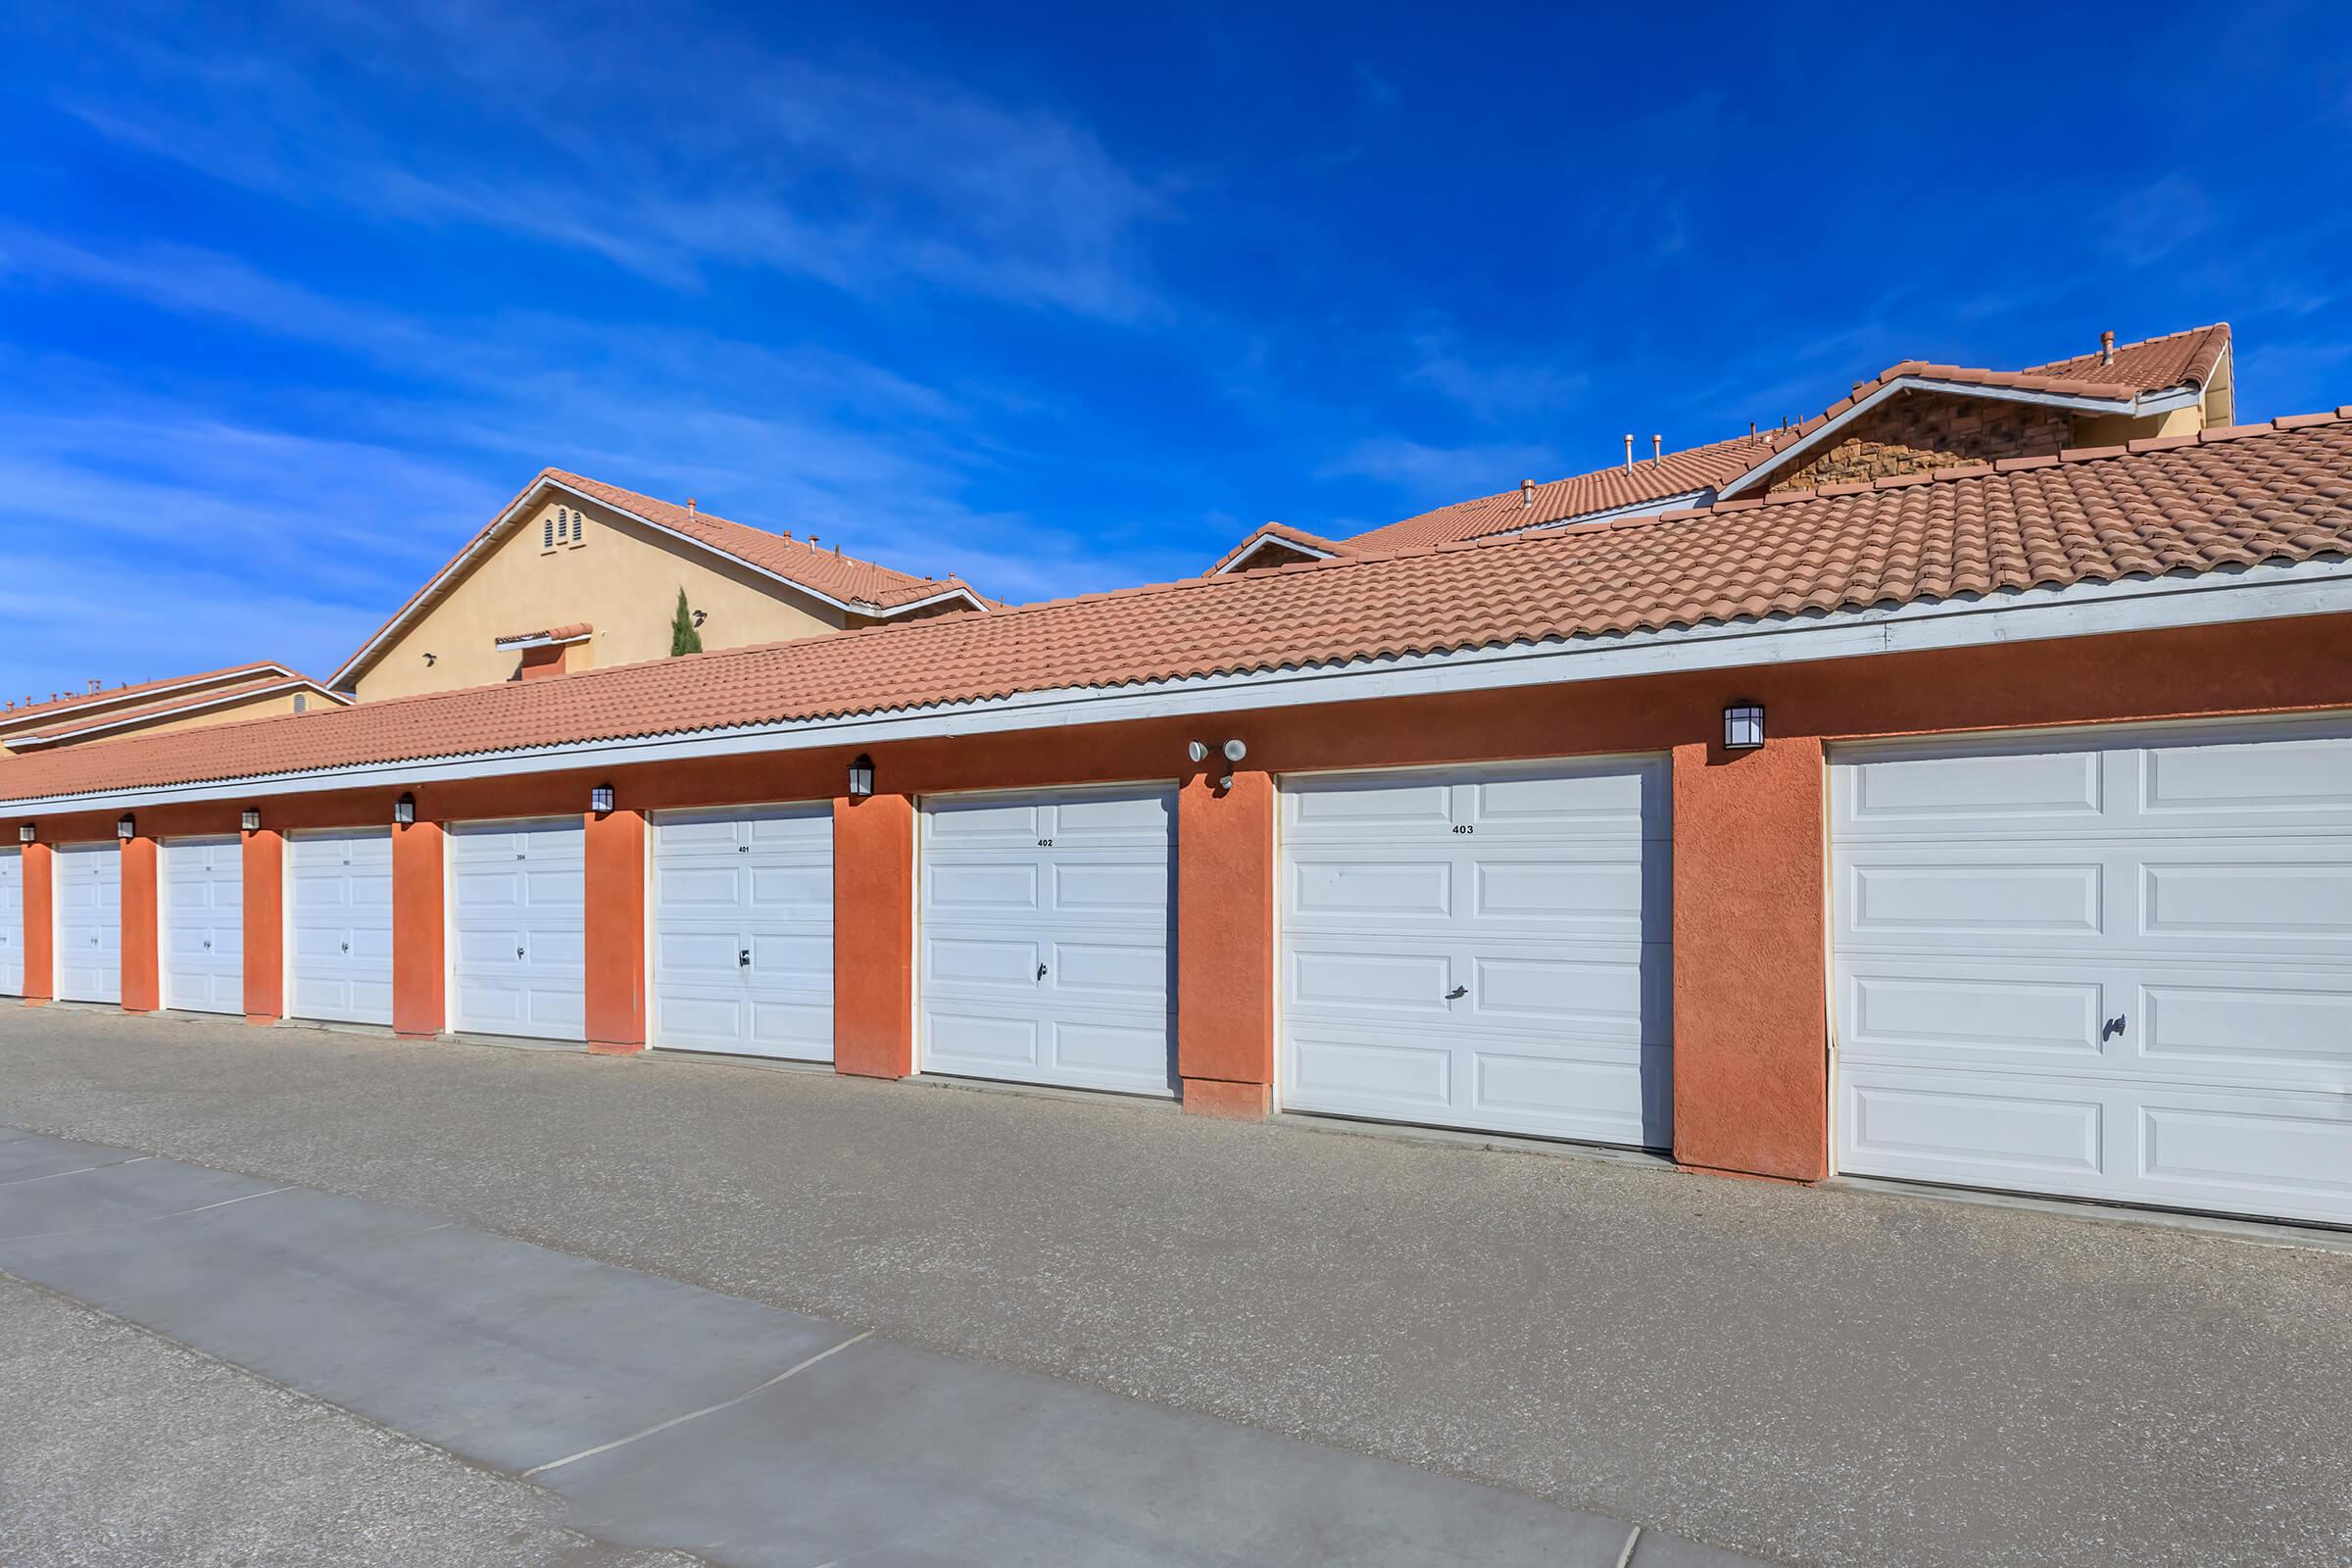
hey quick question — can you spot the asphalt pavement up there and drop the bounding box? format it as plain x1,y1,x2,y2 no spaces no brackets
1,1005,2347,1566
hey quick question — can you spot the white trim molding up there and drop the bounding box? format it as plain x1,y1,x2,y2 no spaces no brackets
6,678,348,751
9,556,2348,816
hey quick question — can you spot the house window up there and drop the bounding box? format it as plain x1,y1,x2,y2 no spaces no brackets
293,693,308,713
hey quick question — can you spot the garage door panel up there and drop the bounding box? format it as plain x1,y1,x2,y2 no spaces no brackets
1843,967,2107,1062
161,840,243,1013
1842,748,2103,831
2142,729,2352,822
926,934,1042,990
924,799,1043,843
1049,937,1166,1003
1049,1018,1174,1091
2138,970,2352,1077
287,829,396,1027
2140,1103,2352,1207
1843,1072,2106,1178
1290,944,1454,1016
651,804,834,1061
1472,949,1662,1037
927,860,1040,913
1840,858,2104,940
2140,856,2352,944
1051,858,1167,915
1051,792,1172,839
926,1010,1042,1073
1291,858,1451,921
1281,757,1672,1148
1471,1046,1662,1146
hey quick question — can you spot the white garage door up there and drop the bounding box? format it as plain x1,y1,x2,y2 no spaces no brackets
55,843,122,1004
920,785,1174,1096
163,838,243,1015
1280,758,1673,1148
1832,713,2352,1227
652,805,834,1060
0,849,21,997
451,817,585,1041
289,828,395,1025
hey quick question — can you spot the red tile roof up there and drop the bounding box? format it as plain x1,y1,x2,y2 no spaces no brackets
331,469,988,688
1345,431,1795,554
5,413,2348,807
1343,325,2233,551
10,675,342,748
0,662,304,730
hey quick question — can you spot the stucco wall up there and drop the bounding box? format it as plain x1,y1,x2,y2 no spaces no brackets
0,674,298,750
352,497,849,703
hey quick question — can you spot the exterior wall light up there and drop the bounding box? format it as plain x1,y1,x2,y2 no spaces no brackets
1723,702,1766,752
590,784,615,815
393,793,416,826
17,824,33,845
241,808,263,833
1186,740,1209,763
117,814,135,841
847,755,875,799
1222,739,1248,763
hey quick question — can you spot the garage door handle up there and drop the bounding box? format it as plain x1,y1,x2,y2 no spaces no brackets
1036,962,1049,982
202,940,212,950
516,946,527,959
340,942,349,953
738,949,751,968
1446,985,1468,1001
2103,1014,2127,1041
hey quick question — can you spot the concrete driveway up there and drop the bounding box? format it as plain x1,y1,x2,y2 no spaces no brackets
1,1006,2347,1567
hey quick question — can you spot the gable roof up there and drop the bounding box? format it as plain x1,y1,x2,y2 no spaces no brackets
1714,323,2232,501
1206,522,1362,574
329,468,991,690
7,410,2349,808
0,662,313,732
1341,325,2235,549
8,673,348,750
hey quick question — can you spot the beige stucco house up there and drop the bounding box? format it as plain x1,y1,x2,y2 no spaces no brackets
0,662,347,755
331,468,990,702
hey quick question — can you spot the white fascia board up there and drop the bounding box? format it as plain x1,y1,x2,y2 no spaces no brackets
1211,534,1340,574
494,630,594,652
328,478,981,686
9,680,343,750
9,557,2348,815
1492,489,1715,538
1715,376,2204,500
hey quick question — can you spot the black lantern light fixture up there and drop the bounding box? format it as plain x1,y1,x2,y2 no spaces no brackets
393,792,416,826
116,813,135,841
241,808,263,833
590,784,615,815
847,754,875,799
1722,702,1766,752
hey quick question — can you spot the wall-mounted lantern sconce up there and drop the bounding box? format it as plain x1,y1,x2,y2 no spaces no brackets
1723,702,1766,752
116,813,136,841
241,808,263,833
847,754,875,799
590,784,615,815
393,793,416,826
17,824,33,845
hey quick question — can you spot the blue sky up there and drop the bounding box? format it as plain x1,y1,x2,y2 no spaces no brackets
3,1,2351,698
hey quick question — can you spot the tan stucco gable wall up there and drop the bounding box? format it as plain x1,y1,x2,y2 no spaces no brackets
351,496,850,703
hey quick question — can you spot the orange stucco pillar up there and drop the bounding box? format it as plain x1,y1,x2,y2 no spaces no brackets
1669,730,1830,1181
391,818,445,1038
22,840,54,1004
121,835,160,1014
1176,769,1276,1117
242,826,284,1023
584,808,647,1054
832,792,914,1078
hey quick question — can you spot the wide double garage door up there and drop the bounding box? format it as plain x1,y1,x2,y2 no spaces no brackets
1833,713,2352,1227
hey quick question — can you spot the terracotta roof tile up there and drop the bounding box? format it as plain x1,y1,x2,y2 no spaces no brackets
1206,522,1360,573
1344,431,1795,553
6,415,2349,806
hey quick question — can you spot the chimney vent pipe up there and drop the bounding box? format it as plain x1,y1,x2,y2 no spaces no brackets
2100,329,2116,366
1623,434,1634,469
1651,434,1662,466
1520,478,1536,509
